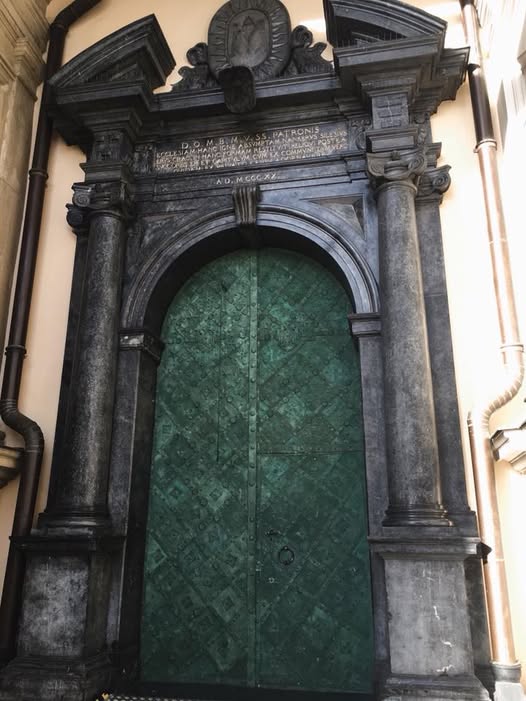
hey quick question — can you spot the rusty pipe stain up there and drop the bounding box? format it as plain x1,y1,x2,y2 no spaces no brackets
460,0,523,677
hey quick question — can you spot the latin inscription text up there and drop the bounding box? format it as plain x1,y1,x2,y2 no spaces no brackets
155,124,348,173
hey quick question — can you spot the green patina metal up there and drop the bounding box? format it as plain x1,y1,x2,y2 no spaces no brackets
141,248,374,693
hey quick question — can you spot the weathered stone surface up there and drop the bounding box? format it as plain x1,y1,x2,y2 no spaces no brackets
42,182,131,532
415,184,477,533
367,147,448,527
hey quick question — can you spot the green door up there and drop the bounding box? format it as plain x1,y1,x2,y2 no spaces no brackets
141,248,374,694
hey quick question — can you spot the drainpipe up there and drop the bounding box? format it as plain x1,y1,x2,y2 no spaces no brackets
459,0,524,689
0,0,103,666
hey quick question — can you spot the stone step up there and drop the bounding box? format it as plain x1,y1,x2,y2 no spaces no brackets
106,696,207,701
106,697,210,701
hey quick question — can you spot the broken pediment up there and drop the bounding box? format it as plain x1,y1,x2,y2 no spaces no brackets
322,0,467,118
48,15,175,91
323,0,446,48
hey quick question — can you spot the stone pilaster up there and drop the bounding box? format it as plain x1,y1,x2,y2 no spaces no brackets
41,180,133,532
415,166,477,533
349,314,391,678
367,149,490,701
367,148,449,527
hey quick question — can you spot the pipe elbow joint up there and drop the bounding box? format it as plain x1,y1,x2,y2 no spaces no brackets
0,400,44,454
52,0,103,32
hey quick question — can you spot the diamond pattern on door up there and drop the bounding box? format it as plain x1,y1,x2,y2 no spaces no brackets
141,248,373,693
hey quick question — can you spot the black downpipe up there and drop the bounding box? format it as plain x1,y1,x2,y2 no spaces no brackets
460,0,495,145
0,0,102,666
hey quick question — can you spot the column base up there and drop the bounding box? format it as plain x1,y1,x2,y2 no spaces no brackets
492,662,524,701
383,673,491,700
382,675,490,701
494,682,526,701
0,652,112,701
446,508,478,535
383,502,451,527
37,509,112,534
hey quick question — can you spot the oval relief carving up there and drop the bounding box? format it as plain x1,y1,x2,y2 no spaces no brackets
208,0,291,80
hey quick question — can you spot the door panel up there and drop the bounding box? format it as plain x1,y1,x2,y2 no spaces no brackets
141,248,373,693
255,251,372,692
142,253,252,685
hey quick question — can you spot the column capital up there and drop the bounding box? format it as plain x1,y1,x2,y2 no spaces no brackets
416,165,452,204
367,147,427,190
66,181,134,233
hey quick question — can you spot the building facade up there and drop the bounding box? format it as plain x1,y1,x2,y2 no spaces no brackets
0,1,525,700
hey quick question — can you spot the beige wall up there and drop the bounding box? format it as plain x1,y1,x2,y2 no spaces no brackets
0,0,525,686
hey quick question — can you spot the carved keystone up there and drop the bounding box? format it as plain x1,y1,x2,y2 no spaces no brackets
233,184,261,247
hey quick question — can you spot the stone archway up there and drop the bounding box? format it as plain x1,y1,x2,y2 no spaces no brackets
0,2,490,700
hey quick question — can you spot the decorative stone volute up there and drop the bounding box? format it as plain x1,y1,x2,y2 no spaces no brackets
367,147,427,189
67,180,134,234
416,164,452,203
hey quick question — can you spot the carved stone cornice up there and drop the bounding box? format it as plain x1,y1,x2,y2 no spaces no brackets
416,165,451,204
48,16,176,152
66,181,135,233
0,0,47,92
348,313,381,338
324,0,468,124
119,329,165,365
367,147,427,190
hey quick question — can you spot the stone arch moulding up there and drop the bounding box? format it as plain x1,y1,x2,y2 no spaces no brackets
0,2,492,701
122,205,380,333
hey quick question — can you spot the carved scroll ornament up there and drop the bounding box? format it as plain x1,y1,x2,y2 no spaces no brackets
367,148,427,189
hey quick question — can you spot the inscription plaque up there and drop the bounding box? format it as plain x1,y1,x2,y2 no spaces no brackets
155,123,348,174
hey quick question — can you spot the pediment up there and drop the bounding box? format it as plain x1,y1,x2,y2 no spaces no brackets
323,0,446,48
49,15,175,91
323,0,467,116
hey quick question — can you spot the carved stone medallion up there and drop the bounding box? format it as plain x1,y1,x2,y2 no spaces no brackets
208,0,291,81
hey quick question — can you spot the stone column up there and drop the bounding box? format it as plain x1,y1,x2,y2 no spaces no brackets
41,181,132,532
367,148,449,527
0,179,132,701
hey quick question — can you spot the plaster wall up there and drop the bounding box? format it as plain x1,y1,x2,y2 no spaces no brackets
0,0,525,689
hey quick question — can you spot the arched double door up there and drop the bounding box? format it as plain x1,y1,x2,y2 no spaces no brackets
141,247,374,695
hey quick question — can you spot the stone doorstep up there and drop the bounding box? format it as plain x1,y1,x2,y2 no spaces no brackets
106,697,217,701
